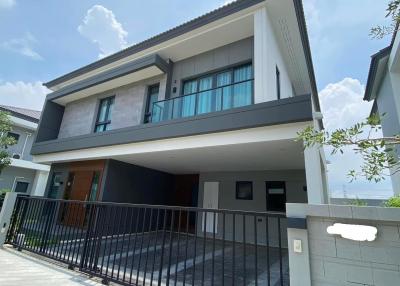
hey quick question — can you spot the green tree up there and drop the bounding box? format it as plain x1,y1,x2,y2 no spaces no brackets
370,0,400,39
297,114,399,182
0,111,17,171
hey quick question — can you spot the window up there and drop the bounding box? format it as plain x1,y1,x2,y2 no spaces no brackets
276,66,281,100
94,96,115,132
181,63,253,116
7,132,19,143
144,84,159,123
48,172,63,199
236,181,253,200
266,181,286,212
14,181,29,193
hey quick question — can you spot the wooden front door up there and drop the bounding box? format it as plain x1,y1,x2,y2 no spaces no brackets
62,171,95,227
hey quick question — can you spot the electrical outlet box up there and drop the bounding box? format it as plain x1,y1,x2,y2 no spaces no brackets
293,239,302,253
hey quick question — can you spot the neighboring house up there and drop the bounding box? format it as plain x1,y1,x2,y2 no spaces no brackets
0,105,50,196
31,0,327,214
364,27,400,194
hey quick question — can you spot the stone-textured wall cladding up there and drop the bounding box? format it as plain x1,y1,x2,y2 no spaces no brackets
304,206,400,286
58,75,166,139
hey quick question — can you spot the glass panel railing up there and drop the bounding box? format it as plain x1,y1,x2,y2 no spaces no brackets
150,79,253,123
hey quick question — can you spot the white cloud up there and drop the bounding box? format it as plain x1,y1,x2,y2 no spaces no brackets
0,0,15,9
1,33,43,61
319,78,393,198
78,5,128,59
320,77,371,131
0,81,50,111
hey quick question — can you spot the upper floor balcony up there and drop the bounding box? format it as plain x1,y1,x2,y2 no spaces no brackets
150,64,253,123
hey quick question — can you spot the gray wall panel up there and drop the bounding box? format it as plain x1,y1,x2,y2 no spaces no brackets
169,37,254,97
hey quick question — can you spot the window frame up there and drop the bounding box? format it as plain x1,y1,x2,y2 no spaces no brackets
276,66,281,100
94,96,115,133
266,181,286,212
236,181,253,200
14,181,29,193
144,84,160,123
7,132,20,143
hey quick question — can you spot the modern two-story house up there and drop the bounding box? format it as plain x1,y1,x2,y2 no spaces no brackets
0,105,50,196
364,26,400,194
31,0,327,216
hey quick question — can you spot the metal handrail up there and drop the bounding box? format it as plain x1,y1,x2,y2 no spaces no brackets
151,78,254,123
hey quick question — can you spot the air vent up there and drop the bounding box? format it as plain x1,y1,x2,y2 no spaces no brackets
12,153,21,159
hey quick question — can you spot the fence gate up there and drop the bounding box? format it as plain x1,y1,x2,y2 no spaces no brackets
6,196,289,285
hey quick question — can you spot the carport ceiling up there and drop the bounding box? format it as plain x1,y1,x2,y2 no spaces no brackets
112,139,305,174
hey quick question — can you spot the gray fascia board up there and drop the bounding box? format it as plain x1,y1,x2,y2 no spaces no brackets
47,54,169,101
364,46,392,101
31,94,312,155
44,0,264,88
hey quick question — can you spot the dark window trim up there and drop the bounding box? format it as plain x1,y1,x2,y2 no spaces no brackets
180,61,254,96
236,181,253,200
7,132,20,142
94,96,115,133
144,83,160,123
276,66,281,100
266,181,286,212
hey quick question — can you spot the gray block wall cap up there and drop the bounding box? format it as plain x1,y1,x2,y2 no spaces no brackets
47,54,169,101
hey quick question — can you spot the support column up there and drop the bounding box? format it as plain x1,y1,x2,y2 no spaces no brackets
0,192,17,246
31,170,49,197
304,145,327,204
254,7,273,104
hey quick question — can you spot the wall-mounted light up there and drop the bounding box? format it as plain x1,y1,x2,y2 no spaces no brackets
327,223,377,242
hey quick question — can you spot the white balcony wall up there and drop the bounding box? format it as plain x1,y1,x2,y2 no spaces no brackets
254,6,294,104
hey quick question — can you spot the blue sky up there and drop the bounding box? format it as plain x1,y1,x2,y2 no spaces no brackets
0,0,395,198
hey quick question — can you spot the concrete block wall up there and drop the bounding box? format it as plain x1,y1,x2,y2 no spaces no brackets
287,204,400,286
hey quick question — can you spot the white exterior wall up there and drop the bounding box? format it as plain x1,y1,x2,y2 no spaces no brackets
254,6,293,104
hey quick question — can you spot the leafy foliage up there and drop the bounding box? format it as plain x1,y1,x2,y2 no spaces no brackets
0,111,17,172
370,0,400,39
297,114,400,182
383,194,400,207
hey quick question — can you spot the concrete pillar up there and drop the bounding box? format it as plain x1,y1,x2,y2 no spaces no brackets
31,170,49,197
0,192,18,246
254,7,274,104
304,145,327,204
287,228,312,286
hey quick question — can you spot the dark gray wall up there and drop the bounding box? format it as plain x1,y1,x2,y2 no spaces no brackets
169,37,254,98
100,159,174,204
35,101,65,143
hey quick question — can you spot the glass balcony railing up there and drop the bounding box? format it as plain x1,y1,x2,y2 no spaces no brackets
150,79,254,123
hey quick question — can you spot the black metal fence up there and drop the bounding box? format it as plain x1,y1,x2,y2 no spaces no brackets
6,196,289,286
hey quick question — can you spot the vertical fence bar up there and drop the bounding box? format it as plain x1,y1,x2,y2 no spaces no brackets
111,206,124,280
143,208,154,284
158,208,168,286
183,210,190,286
116,207,129,280
254,215,258,286
129,207,143,284
243,214,246,286
150,208,161,286
166,209,175,285
191,211,198,286
222,212,225,286
212,211,216,286
232,213,236,286
174,209,182,286
266,215,270,286
136,207,148,285
79,203,94,271
202,210,207,286
278,217,283,286
6,196,22,244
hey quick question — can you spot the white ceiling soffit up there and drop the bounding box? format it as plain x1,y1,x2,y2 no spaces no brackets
53,66,164,105
113,139,305,174
267,0,311,96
